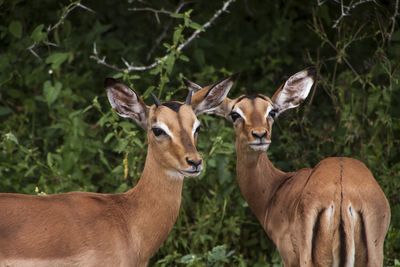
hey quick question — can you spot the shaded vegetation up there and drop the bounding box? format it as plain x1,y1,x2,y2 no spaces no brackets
0,0,399,265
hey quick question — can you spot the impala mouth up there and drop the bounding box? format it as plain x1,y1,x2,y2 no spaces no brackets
180,168,202,177
248,141,271,151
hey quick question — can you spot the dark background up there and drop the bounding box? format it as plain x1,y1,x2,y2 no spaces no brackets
1,0,399,265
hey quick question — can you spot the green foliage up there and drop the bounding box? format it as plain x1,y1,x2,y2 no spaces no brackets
0,0,399,266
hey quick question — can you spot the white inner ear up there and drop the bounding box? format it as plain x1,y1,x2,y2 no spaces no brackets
232,107,246,122
195,79,234,115
153,122,174,139
192,120,201,136
106,88,144,118
274,74,314,111
264,105,273,119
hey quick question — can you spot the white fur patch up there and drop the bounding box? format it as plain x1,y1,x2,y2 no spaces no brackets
232,107,246,122
264,105,273,119
249,143,270,151
346,204,356,267
192,120,201,137
152,122,173,139
328,203,335,225
166,170,184,180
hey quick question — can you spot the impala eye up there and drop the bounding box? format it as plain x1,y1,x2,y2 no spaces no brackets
194,125,201,135
152,127,167,137
268,109,278,119
230,111,242,122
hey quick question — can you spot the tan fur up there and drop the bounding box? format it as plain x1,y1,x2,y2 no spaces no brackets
191,71,391,266
0,95,202,266
233,100,390,266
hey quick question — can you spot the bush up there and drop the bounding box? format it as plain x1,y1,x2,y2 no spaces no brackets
1,0,399,265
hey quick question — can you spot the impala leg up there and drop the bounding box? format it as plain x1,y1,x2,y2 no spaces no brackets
362,211,388,267
297,208,317,267
276,233,298,267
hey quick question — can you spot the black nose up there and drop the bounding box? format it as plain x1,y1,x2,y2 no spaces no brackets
251,130,267,139
186,158,202,168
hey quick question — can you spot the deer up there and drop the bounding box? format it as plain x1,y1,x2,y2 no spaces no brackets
0,77,230,267
187,68,391,267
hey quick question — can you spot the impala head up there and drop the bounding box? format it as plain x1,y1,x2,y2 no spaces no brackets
188,68,316,152
105,78,227,177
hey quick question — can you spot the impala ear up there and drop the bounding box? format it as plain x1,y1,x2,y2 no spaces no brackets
271,67,316,116
191,74,238,116
105,78,149,129
183,78,203,92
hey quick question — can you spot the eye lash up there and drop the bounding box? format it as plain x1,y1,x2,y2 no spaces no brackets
152,127,167,137
268,109,278,119
195,125,201,134
229,111,242,122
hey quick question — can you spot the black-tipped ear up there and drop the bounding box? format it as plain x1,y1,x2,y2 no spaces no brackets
104,77,118,88
185,89,193,105
183,78,203,92
105,78,149,129
271,68,316,116
305,66,317,79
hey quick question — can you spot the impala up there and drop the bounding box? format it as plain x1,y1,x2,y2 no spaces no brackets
188,68,390,267
0,78,229,267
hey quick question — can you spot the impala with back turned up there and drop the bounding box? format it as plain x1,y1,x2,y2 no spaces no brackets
188,68,390,267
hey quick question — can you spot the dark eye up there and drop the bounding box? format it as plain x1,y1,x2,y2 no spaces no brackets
152,127,167,137
230,111,242,122
194,125,201,135
268,109,278,119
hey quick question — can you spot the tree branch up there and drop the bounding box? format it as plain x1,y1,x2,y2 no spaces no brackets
388,0,399,41
27,1,94,60
177,0,234,52
91,0,236,73
331,0,376,28
145,1,191,61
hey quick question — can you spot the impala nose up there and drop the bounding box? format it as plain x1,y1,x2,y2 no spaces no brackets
186,157,202,169
251,130,267,139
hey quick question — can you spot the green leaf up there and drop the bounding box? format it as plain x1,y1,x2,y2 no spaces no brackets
0,106,12,116
9,21,22,38
189,22,203,31
43,80,62,106
173,27,183,44
179,254,199,264
104,132,114,143
164,54,176,75
31,24,46,42
4,132,19,145
45,52,70,69
179,54,189,62
170,13,184,19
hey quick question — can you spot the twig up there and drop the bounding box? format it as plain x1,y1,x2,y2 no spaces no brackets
27,1,94,60
27,43,42,61
388,0,399,41
312,15,360,76
128,7,175,24
91,0,236,73
146,1,190,61
177,0,235,52
331,0,376,28
128,7,174,15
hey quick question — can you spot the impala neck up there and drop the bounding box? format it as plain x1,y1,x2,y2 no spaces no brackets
125,148,184,259
235,140,286,224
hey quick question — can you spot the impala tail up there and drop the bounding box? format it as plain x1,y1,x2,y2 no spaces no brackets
339,202,357,267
